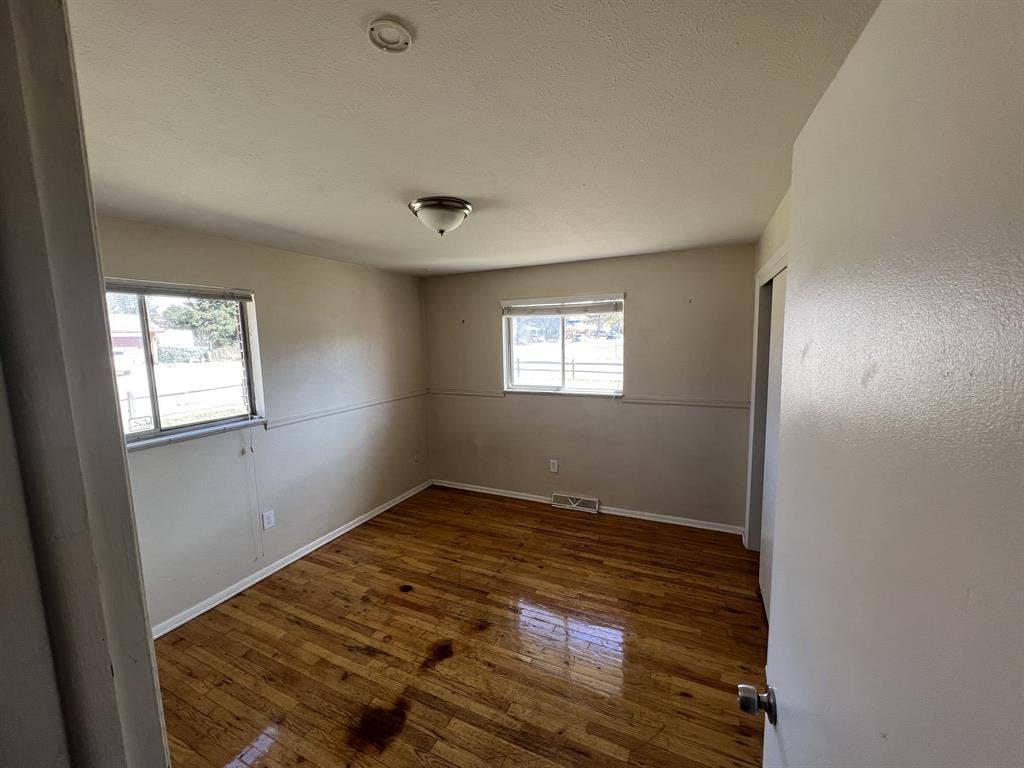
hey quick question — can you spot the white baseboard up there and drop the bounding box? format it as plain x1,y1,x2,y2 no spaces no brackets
598,504,744,534
430,479,744,535
429,479,549,504
151,479,432,638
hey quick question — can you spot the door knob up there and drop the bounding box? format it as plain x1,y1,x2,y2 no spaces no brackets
737,684,777,725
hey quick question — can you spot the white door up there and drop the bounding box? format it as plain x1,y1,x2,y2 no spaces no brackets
760,2,1022,766
759,268,786,620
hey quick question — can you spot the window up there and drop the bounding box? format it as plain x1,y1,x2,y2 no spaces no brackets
503,294,624,394
105,280,260,441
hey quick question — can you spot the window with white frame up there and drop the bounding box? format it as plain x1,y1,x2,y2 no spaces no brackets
104,280,261,441
502,294,624,394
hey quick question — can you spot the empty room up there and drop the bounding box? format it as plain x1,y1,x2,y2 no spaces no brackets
1,1,1021,767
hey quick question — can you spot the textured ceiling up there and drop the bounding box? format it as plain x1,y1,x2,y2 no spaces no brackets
67,0,878,274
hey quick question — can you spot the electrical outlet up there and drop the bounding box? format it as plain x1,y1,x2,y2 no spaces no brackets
549,459,559,473
261,509,276,530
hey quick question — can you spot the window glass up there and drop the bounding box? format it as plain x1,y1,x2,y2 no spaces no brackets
106,292,155,433
143,294,251,429
563,311,623,391
508,314,563,388
504,299,624,394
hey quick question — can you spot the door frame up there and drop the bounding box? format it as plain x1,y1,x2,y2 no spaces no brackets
743,247,789,551
0,1,168,763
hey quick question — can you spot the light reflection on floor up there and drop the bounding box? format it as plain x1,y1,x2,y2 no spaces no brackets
516,599,625,696
223,722,278,767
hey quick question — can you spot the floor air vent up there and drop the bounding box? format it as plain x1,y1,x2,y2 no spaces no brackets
551,493,599,513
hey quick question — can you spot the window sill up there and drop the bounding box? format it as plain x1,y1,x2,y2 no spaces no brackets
125,416,267,452
503,388,622,399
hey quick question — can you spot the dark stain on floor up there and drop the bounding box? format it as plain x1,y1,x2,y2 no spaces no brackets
420,639,454,670
348,698,410,753
399,584,414,593
472,619,492,632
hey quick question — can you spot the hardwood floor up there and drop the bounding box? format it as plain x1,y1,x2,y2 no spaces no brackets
157,486,768,768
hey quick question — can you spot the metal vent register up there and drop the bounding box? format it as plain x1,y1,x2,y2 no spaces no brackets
551,493,599,513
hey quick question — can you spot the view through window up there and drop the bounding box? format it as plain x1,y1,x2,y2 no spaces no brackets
504,296,624,393
105,285,256,439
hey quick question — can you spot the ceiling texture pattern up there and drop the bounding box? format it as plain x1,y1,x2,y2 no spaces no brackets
68,0,878,273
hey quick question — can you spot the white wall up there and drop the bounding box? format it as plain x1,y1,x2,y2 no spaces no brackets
423,245,755,527
97,217,429,629
757,191,789,271
764,0,1024,765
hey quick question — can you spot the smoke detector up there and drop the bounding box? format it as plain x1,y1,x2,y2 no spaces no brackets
368,18,411,53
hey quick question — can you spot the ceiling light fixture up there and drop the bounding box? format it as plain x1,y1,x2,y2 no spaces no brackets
408,196,473,237
368,18,412,52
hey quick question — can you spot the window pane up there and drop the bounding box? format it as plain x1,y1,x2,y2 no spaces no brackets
509,315,562,388
144,294,250,429
106,291,155,434
563,312,623,391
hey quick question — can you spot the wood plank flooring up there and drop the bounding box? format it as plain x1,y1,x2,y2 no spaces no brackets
157,486,768,767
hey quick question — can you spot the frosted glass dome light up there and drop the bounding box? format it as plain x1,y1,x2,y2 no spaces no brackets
408,196,473,237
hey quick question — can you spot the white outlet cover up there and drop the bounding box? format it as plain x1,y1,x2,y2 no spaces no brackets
549,459,559,473
261,509,276,530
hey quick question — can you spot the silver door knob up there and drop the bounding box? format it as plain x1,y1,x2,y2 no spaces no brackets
737,684,777,725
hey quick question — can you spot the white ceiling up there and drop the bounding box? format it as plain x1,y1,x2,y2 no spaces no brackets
67,0,878,274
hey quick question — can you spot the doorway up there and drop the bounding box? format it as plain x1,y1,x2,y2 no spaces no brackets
744,254,788,620
759,269,787,618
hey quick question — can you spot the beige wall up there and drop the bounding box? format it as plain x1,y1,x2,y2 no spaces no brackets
423,244,755,526
98,221,756,628
763,0,1023,765
97,216,429,628
757,190,790,272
